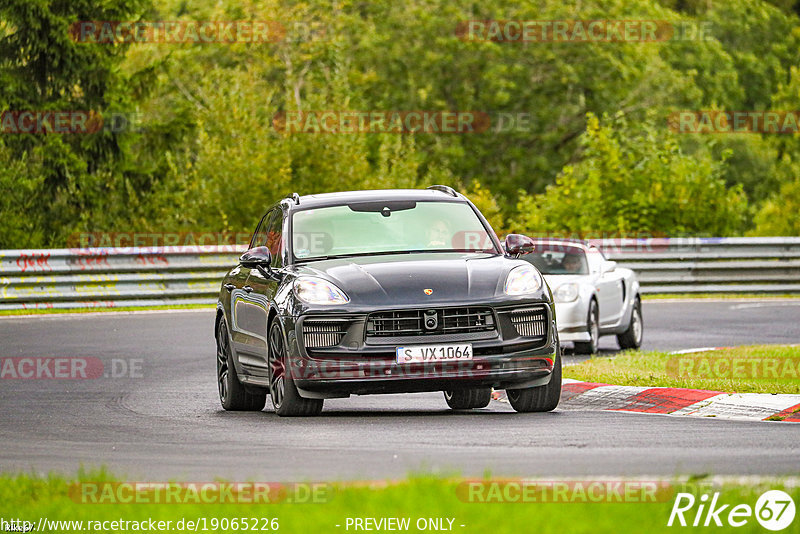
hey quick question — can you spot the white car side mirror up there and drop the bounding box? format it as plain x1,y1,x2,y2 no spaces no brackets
601,260,617,274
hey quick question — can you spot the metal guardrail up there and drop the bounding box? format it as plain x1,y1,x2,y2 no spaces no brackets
593,237,800,294
1,238,799,310
0,246,243,311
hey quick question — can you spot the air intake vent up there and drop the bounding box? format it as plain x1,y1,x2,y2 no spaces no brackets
302,320,348,348
510,307,547,338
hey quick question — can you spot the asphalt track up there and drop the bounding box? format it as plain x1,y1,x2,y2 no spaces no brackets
0,300,798,481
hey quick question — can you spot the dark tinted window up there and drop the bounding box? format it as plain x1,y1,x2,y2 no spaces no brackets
249,211,273,250
265,209,283,267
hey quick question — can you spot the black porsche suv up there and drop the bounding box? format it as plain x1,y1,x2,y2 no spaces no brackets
215,186,561,416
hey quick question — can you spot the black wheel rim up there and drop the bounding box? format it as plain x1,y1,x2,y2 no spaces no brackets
216,321,230,404
268,325,286,409
589,305,599,351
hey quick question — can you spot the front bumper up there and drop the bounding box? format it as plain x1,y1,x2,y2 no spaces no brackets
284,302,559,397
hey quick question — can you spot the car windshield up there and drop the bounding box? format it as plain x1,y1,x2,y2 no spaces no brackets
291,200,498,261
525,245,589,275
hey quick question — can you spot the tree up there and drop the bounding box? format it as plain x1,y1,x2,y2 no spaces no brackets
0,0,152,248
512,113,748,237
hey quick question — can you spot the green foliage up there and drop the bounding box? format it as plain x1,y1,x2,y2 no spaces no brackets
0,0,152,248
750,175,800,235
0,143,46,246
512,113,748,237
461,180,505,234
2,0,800,247
704,0,800,111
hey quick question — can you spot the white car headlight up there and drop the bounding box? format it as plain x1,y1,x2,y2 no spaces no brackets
504,264,543,295
554,283,579,303
294,278,349,305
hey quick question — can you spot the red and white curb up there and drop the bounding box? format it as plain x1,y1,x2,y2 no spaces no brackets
492,381,800,422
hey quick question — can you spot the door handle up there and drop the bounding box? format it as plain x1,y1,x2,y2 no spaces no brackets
223,283,235,291
243,285,253,293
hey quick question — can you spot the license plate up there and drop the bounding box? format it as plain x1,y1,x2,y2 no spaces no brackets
395,343,473,364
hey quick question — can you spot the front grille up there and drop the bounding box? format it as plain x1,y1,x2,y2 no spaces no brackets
367,310,424,336
366,307,496,338
441,308,495,332
302,320,349,348
509,307,548,338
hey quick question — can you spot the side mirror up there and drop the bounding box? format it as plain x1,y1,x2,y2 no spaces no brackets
240,246,272,268
601,260,617,274
504,234,536,256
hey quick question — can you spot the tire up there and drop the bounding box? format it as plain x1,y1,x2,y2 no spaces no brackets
443,388,492,410
617,297,643,350
506,352,562,413
268,321,323,417
573,299,599,354
216,317,267,411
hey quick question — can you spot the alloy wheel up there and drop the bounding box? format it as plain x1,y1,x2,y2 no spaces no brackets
216,321,230,404
268,324,287,409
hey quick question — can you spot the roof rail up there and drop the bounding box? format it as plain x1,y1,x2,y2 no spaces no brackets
426,185,458,197
291,193,300,205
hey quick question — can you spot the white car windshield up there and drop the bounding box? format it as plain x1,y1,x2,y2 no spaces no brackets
526,246,590,275
291,200,498,261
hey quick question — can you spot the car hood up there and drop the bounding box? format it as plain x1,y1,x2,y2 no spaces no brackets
291,252,524,306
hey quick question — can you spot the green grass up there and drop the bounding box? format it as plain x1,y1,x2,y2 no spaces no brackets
0,303,214,316
565,345,800,394
642,293,800,300
1,471,798,534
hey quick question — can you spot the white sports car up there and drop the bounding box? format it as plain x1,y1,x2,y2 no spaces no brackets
521,239,643,354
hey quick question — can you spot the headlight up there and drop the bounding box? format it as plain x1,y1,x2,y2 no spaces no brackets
294,278,349,305
504,264,543,295
554,283,579,303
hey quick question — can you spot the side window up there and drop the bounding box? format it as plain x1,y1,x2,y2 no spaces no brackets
265,209,284,267
249,210,274,250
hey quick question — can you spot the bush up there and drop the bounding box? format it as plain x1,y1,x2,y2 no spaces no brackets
512,113,749,238
750,175,800,235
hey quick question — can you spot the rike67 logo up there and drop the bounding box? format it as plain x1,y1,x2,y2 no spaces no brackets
668,490,795,530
